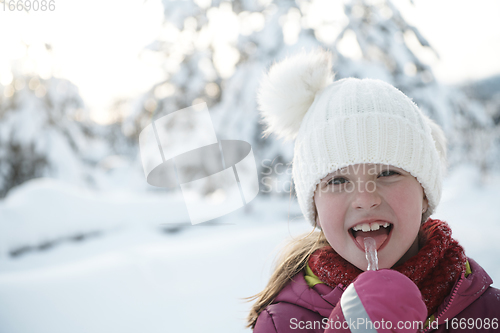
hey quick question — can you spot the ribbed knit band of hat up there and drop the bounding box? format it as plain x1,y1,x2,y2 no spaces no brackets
258,49,447,226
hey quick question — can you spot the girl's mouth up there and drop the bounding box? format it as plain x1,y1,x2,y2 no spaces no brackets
349,221,393,251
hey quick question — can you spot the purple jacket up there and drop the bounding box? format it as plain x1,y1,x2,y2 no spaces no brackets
254,258,500,332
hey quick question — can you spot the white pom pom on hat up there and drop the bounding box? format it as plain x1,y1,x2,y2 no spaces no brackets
258,50,334,141
258,49,447,226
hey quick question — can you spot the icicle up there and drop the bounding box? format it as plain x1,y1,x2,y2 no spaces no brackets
364,237,379,271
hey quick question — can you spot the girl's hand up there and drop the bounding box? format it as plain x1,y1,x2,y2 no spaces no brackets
325,270,427,333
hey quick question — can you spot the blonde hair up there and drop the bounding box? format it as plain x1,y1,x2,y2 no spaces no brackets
245,224,328,328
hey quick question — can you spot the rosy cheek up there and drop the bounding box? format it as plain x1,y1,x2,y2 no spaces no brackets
386,184,424,224
390,184,417,203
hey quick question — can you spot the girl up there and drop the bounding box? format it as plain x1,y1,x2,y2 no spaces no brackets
247,50,500,332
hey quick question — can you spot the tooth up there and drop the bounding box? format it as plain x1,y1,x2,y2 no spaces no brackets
371,223,380,231
361,223,371,232
383,222,390,228
353,225,359,231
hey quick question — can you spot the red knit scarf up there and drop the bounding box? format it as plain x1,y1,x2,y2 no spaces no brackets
308,219,467,316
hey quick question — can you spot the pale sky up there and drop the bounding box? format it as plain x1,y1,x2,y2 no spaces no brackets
0,0,165,123
395,0,500,84
1,0,499,123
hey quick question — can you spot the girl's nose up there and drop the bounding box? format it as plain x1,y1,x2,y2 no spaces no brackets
351,182,382,210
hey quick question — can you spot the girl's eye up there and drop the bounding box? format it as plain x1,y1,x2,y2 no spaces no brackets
327,177,348,185
379,170,400,177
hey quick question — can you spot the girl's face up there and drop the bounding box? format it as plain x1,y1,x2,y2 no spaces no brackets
313,163,428,271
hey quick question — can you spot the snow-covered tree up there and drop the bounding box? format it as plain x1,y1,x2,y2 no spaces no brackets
124,0,500,197
0,74,102,197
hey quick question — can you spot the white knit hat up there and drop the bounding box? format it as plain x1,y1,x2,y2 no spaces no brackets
258,50,447,226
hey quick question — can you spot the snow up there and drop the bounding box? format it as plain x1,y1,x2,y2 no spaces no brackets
436,164,500,282
0,223,301,333
0,178,189,258
0,164,498,333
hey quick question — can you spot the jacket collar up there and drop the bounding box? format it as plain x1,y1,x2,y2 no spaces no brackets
432,257,493,325
273,270,342,318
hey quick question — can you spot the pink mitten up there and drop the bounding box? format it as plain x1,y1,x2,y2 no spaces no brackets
325,270,427,333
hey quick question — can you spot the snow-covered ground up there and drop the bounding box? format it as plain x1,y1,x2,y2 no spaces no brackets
0,164,498,333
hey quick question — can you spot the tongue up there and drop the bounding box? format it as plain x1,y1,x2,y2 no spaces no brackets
354,229,389,250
